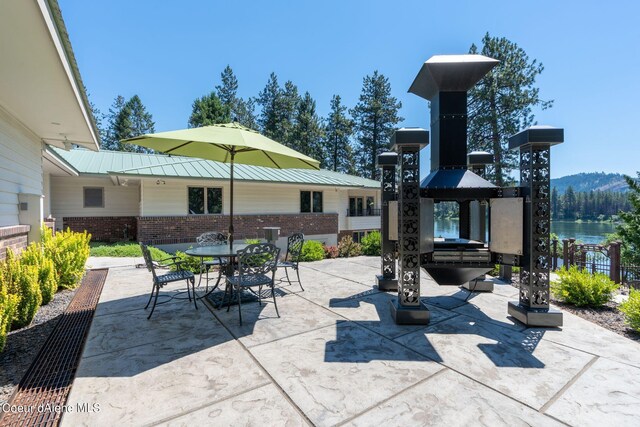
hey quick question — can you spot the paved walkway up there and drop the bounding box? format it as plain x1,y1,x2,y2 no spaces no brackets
62,257,640,426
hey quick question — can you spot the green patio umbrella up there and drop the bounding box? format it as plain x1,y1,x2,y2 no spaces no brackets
123,122,320,247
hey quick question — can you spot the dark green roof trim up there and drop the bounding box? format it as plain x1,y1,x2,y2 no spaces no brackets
46,0,101,148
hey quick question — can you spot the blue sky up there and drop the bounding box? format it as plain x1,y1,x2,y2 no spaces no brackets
59,0,639,179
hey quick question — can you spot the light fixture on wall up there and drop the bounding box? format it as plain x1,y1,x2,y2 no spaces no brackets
156,179,166,185
62,135,72,151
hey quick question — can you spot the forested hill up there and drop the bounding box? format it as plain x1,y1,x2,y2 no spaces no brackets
551,172,629,194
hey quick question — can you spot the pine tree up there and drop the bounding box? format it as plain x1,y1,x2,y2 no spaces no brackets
324,95,355,173
214,65,258,128
291,92,324,164
113,95,156,152
279,80,300,146
188,92,230,128
617,173,640,264
215,65,238,108
101,95,126,150
468,33,553,186
350,71,403,180
257,73,282,139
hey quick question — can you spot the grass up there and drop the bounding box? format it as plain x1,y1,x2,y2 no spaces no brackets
90,242,171,260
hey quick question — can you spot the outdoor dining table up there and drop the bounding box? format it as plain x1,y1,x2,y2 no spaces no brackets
184,243,250,301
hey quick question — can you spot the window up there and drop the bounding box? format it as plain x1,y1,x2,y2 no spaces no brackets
352,231,366,243
188,187,222,214
83,187,104,208
349,197,364,216
301,191,323,213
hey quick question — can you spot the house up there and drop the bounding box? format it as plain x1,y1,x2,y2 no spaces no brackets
0,0,100,260
46,148,381,249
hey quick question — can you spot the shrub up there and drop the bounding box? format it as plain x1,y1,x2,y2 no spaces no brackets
551,266,619,307
42,227,91,289
90,242,170,260
0,268,19,352
323,245,339,259
171,250,205,274
20,243,58,305
361,231,381,256
338,235,362,258
244,238,261,244
298,240,325,262
2,249,41,330
620,288,640,332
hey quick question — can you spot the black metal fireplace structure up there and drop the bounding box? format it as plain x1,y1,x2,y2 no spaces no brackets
380,55,564,327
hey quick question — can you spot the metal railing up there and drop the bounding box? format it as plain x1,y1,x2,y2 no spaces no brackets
553,238,639,289
346,208,381,217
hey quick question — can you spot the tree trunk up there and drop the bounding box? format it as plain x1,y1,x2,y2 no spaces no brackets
489,85,503,187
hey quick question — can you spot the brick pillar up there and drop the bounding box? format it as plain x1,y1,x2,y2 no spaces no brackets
507,126,564,327
389,128,430,325
376,152,399,291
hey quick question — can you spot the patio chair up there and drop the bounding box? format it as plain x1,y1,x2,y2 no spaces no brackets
224,243,280,325
277,232,305,291
196,231,228,288
140,243,196,319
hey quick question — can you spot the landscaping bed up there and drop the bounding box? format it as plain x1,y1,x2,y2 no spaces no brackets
0,288,77,405
552,297,640,343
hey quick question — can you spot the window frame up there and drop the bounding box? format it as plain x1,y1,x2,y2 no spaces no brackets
187,186,223,215
83,187,104,208
300,190,323,213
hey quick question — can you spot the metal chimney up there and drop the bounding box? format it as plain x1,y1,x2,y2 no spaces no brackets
410,55,499,195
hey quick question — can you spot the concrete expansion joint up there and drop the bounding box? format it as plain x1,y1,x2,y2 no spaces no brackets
539,355,600,414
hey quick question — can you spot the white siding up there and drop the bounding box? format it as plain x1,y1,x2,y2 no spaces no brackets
141,179,341,216
0,107,43,226
50,176,140,218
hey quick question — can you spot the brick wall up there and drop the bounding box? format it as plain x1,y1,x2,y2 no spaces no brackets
63,216,137,242
137,213,339,245
0,225,31,260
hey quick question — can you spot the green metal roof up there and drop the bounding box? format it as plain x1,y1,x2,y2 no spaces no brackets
48,147,380,189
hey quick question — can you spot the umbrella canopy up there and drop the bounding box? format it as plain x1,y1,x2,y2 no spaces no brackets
123,122,320,247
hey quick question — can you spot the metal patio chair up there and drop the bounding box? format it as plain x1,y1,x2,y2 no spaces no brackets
140,243,196,319
224,243,280,325
196,231,228,288
277,232,305,291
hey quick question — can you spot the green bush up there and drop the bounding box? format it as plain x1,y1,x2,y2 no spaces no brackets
620,288,640,332
2,249,41,330
298,240,325,262
42,228,91,289
90,242,170,260
361,231,381,256
20,243,58,305
338,235,362,258
551,266,619,307
0,268,19,352
244,238,261,244
170,249,212,274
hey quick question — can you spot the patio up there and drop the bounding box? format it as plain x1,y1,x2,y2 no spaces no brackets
61,256,640,426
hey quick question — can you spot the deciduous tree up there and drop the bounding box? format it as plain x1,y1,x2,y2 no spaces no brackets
188,92,230,128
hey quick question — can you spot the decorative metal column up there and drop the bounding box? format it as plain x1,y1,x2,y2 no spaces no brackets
463,151,495,292
508,126,564,327
390,128,430,325
376,152,398,291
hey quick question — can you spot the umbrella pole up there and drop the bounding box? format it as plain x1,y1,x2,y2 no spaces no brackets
229,152,234,249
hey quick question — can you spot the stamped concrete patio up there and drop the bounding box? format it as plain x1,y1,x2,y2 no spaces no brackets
61,256,640,426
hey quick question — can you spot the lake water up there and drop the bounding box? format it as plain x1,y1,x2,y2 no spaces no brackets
434,219,617,244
